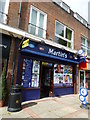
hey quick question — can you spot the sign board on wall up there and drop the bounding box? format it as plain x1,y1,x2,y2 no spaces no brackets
21,39,80,64
79,59,90,70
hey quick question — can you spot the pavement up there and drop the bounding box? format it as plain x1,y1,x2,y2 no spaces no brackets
0,94,89,119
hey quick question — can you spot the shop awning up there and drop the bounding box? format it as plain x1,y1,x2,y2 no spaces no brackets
21,49,79,64
20,39,81,64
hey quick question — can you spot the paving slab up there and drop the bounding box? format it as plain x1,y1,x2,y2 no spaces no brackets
0,94,89,119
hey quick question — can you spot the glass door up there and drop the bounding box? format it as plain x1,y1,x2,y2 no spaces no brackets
79,71,85,89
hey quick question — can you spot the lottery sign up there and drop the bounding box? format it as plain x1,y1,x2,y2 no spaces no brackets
79,88,88,105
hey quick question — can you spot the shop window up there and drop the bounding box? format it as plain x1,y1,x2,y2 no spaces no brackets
21,59,40,88
55,20,73,49
87,41,90,56
28,6,47,39
0,0,10,24
31,60,40,87
85,71,90,89
81,35,90,56
54,64,73,87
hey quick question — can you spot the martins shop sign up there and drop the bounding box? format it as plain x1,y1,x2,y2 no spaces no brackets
48,48,67,58
21,39,79,63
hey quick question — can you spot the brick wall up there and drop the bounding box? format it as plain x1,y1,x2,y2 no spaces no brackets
6,38,21,90
18,2,89,50
8,2,90,49
8,1,20,28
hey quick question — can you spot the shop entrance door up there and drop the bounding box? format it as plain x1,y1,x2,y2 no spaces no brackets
40,62,53,98
79,71,85,89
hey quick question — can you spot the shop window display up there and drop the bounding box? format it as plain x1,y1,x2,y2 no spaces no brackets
31,60,40,87
54,64,73,86
22,59,40,88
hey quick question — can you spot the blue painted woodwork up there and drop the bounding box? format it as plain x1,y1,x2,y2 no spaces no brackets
53,87,73,97
22,89,40,102
20,39,80,64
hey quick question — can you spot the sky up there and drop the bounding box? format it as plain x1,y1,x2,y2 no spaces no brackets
62,0,90,21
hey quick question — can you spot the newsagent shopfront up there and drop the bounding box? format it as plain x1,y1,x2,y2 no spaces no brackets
16,39,81,102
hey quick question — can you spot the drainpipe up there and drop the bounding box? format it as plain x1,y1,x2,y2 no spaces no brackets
11,38,17,86
18,0,22,28
11,0,22,86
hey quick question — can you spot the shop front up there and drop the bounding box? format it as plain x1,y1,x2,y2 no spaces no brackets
79,59,90,90
0,33,11,78
16,39,80,102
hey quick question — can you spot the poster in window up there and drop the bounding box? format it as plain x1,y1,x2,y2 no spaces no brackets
54,64,73,86
54,64,64,86
22,59,32,88
31,61,40,87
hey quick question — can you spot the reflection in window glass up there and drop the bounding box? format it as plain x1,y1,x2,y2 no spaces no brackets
30,9,37,35
55,21,73,49
31,9,37,25
87,49,90,56
81,46,87,56
55,36,71,48
81,36,85,45
29,24,36,35
87,41,90,49
66,28,72,40
38,13,44,37
56,22,64,37
81,36,90,56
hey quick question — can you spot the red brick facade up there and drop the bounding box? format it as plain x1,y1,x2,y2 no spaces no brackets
8,2,89,49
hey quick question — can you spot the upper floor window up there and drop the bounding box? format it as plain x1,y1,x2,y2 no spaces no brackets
74,13,88,27
0,0,10,24
81,35,90,56
52,0,70,13
28,6,47,39
55,20,73,49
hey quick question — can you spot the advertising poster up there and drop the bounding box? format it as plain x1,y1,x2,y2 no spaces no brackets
54,64,73,86
31,61,40,87
22,59,32,88
54,64,64,86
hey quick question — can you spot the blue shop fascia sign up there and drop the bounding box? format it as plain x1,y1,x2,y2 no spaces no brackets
20,39,80,64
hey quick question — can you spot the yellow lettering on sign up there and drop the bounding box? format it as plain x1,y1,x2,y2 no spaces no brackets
22,39,29,48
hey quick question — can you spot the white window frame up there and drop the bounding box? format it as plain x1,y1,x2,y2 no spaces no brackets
81,35,90,57
79,70,85,91
74,13,88,27
60,2,70,13
0,0,10,24
55,20,74,49
29,5,47,39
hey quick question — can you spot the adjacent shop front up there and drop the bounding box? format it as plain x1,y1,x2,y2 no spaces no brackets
16,39,80,102
79,59,90,90
0,33,11,79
